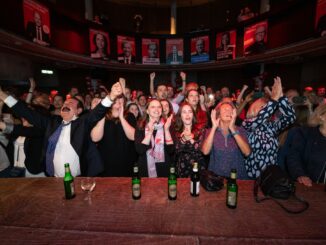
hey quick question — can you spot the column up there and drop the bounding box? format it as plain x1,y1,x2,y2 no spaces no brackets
85,0,93,21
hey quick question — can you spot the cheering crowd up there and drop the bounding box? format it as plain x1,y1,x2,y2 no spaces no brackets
0,73,325,187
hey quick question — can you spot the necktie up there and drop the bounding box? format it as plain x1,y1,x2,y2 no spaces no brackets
45,122,70,176
36,27,41,40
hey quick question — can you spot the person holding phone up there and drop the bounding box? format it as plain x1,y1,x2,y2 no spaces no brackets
201,101,251,179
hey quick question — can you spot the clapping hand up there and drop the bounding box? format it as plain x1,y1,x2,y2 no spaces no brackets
146,118,157,135
118,101,125,119
210,109,220,129
164,114,173,131
271,76,283,101
229,108,237,132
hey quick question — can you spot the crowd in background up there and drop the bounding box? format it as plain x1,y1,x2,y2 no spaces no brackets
0,72,325,187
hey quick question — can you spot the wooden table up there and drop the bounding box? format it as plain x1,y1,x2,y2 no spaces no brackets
0,178,325,244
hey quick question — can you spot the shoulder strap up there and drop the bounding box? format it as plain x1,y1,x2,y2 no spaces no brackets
254,179,309,214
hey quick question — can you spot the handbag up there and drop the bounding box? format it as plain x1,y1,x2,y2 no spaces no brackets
200,169,224,191
254,165,309,214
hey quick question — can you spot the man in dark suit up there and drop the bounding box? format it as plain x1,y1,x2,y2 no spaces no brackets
0,82,123,177
117,41,136,64
245,25,267,56
166,45,183,64
26,11,50,46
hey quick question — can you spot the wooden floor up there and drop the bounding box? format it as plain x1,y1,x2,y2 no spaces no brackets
0,177,325,244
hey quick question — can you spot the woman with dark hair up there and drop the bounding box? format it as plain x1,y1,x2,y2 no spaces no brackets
160,99,174,120
91,33,108,59
91,95,136,176
216,32,234,60
201,101,251,179
173,103,206,177
185,89,208,130
127,102,140,120
278,104,310,170
135,99,174,177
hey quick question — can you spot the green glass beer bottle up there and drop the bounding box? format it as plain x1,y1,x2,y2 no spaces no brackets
132,165,141,200
63,163,75,199
190,162,200,197
168,166,177,200
226,169,238,209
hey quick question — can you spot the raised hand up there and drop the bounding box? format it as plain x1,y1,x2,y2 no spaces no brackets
118,77,126,95
199,94,205,105
245,91,254,103
180,71,186,81
210,109,220,129
109,82,122,101
118,102,124,119
164,114,173,130
229,108,237,132
29,78,36,91
91,98,101,110
242,84,249,91
271,76,283,101
150,72,156,81
200,85,206,94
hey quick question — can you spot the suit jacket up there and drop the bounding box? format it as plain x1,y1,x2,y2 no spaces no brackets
11,101,108,176
166,53,183,64
245,41,266,56
117,54,135,64
26,22,50,43
9,125,45,174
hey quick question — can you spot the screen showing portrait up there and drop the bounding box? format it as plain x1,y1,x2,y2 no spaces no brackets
142,38,160,65
316,0,326,36
117,35,136,64
244,20,268,56
190,36,209,63
216,30,236,60
89,29,110,60
23,0,50,46
166,38,183,65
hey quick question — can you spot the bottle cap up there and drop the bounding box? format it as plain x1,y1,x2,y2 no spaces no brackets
230,169,237,179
